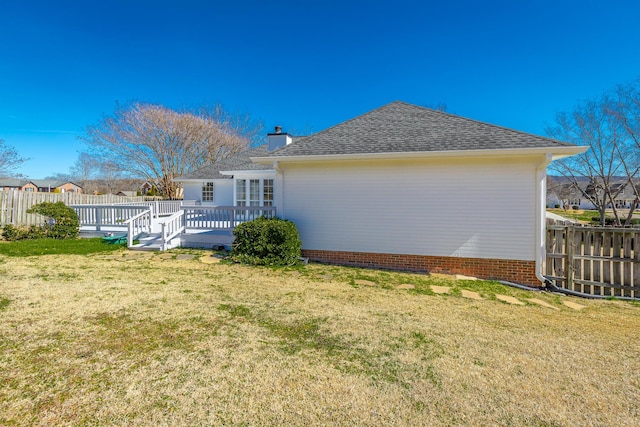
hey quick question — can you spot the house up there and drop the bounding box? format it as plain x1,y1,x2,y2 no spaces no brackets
547,176,640,210
176,145,273,206
177,101,586,285
0,178,82,193
115,191,138,197
0,178,38,192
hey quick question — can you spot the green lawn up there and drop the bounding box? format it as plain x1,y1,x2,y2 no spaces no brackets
547,208,600,223
0,247,638,425
0,237,124,257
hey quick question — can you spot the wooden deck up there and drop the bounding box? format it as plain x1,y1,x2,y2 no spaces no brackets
74,203,276,250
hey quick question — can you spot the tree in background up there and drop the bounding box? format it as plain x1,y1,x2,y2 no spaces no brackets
547,79,640,226
0,139,27,178
69,152,99,187
82,103,262,198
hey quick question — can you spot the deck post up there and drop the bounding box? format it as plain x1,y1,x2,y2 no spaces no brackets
96,207,102,232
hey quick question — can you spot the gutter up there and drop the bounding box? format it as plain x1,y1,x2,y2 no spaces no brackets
535,153,553,286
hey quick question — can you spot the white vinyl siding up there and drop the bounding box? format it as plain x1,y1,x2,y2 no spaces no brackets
279,156,539,261
181,179,233,205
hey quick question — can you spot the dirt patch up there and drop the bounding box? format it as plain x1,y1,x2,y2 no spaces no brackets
354,279,377,287
460,289,483,300
563,301,588,311
528,298,560,310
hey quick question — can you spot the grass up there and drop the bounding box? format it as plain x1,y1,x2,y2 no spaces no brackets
547,208,601,223
0,237,125,256
0,248,639,425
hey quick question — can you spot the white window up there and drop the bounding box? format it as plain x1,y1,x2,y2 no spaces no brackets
249,179,260,206
235,178,274,207
202,182,214,202
236,179,246,206
263,179,274,207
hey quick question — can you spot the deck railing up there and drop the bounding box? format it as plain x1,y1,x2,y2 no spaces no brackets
116,200,192,217
125,209,153,247
161,210,186,250
71,205,152,230
183,206,276,230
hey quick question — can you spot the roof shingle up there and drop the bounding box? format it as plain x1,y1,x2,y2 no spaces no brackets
264,101,575,158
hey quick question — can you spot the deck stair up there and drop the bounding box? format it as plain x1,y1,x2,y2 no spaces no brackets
128,232,180,251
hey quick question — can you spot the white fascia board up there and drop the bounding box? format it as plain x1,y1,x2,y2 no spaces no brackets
173,177,230,183
251,146,589,164
173,178,203,183
219,169,275,176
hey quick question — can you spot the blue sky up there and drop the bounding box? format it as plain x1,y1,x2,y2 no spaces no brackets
1,0,639,178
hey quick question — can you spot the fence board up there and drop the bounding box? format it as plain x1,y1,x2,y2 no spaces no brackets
546,224,640,299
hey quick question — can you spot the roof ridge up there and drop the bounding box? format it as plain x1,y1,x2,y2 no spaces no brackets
300,101,404,139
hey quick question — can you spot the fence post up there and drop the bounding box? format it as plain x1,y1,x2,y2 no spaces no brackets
566,225,574,291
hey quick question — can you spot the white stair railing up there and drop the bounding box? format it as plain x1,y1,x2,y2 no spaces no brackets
125,209,153,247
160,210,186,250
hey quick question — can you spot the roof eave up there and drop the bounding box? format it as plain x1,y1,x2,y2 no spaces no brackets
219,169,275,175
252,146,589,164
173,177,230,182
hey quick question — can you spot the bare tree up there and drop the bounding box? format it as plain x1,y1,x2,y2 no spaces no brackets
205,103,265,146
0,139,27,178
547,86,640,226
82,103,258,198
70,152,99,187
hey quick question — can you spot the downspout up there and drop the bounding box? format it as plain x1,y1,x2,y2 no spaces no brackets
535,153,553,286
273,161,283,217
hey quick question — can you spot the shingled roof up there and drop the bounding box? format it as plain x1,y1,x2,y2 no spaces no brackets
0,178,82,189
176,145,272,180
261,101,576,158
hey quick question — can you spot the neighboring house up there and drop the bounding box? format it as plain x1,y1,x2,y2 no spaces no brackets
115,191,138,197
176,101,586,285
140,181,153,195
547,176,640,210
0,178,38,192
0,178,82,193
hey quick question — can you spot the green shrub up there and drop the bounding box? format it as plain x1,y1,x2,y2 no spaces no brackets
1,224,47,241
1,202,79,241
231,217,302,266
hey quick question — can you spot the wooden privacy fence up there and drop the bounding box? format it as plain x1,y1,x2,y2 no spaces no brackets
0,191,151,226
546,224,640,298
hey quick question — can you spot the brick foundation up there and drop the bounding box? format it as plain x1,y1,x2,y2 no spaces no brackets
301,249,541,286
